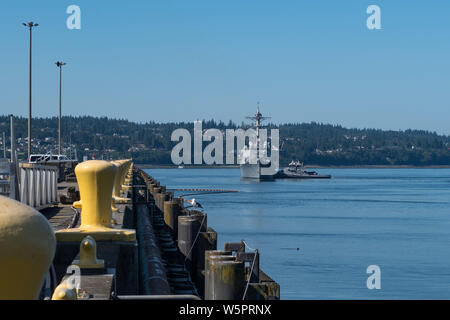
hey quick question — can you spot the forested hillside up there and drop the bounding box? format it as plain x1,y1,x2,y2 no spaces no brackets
0,116,449,166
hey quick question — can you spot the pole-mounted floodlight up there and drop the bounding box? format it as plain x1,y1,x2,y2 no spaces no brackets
55,61,67,156
23,21,39,159
23,22,39,27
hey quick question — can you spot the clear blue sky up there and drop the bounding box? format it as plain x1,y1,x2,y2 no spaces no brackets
1,1,449,134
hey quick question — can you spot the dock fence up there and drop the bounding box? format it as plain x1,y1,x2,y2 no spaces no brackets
19,163,58,208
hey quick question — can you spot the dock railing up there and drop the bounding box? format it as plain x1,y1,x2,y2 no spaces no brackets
19,163,58,208
0,158,18,199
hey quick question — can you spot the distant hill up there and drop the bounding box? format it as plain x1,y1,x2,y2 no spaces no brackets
0,115,449,166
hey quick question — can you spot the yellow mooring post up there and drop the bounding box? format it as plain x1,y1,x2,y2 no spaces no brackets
55,160,136,242
73,235,105,269
121,159,133,192
110,160,120,212
0,195,56,300
124,161,132,182
128,161,134,178
115,159,127,186
112,160,131,207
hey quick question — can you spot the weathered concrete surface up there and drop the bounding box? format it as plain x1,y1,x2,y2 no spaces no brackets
61,273,114,300
48,198,138,298
41,205,78,231
246,269,280,300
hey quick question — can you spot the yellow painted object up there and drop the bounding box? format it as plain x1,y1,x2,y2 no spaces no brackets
118,160,132,202
56,160,136,242
113,160,132,202
127,163,133,177
112,160,126,198
120,160,130,183
73,200,82,209
111,161,131,206
0,195,56,300
122,159,133,187
111,162,120,212
73,235,105,269
122,184,132,191
51,281,77,300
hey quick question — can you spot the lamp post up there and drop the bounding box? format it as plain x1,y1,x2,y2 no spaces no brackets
55,61,66,155
23,21,38,159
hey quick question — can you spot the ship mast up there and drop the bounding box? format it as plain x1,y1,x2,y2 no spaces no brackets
245,102,270,136
245,103,271,163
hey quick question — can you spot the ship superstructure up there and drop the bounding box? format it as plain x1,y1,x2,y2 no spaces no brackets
240,107,275,180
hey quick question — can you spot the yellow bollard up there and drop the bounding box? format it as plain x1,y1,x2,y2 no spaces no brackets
56,160,136,242
0,195,56,299
120,160,130,184
111,160,131,205
73,235,105,269
51,281,78,300
111,161,121,212
72,159,132,211
127,162,133,177
120,159,133,192
115,160,128,191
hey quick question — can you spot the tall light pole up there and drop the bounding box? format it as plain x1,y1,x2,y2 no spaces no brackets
23,21,38,159
55,61,66,155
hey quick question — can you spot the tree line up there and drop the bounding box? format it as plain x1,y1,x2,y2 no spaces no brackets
0,115,448,166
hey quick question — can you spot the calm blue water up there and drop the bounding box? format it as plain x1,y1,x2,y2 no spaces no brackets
145,168,450,299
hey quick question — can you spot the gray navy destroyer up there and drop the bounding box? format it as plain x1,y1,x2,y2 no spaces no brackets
240,108,331,180
239,107,275,180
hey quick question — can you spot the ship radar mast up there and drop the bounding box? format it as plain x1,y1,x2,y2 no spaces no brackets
245,102,271,135
244,103,271,165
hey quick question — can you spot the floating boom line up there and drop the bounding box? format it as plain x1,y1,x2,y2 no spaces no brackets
168,188,238,197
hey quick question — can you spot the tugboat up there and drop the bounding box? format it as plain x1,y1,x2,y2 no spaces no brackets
274,161,331,179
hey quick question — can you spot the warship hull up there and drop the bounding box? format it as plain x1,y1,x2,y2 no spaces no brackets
240,163,275,180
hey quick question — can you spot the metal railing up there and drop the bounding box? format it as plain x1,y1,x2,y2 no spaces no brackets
19,163,58,208
0,159,17,199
